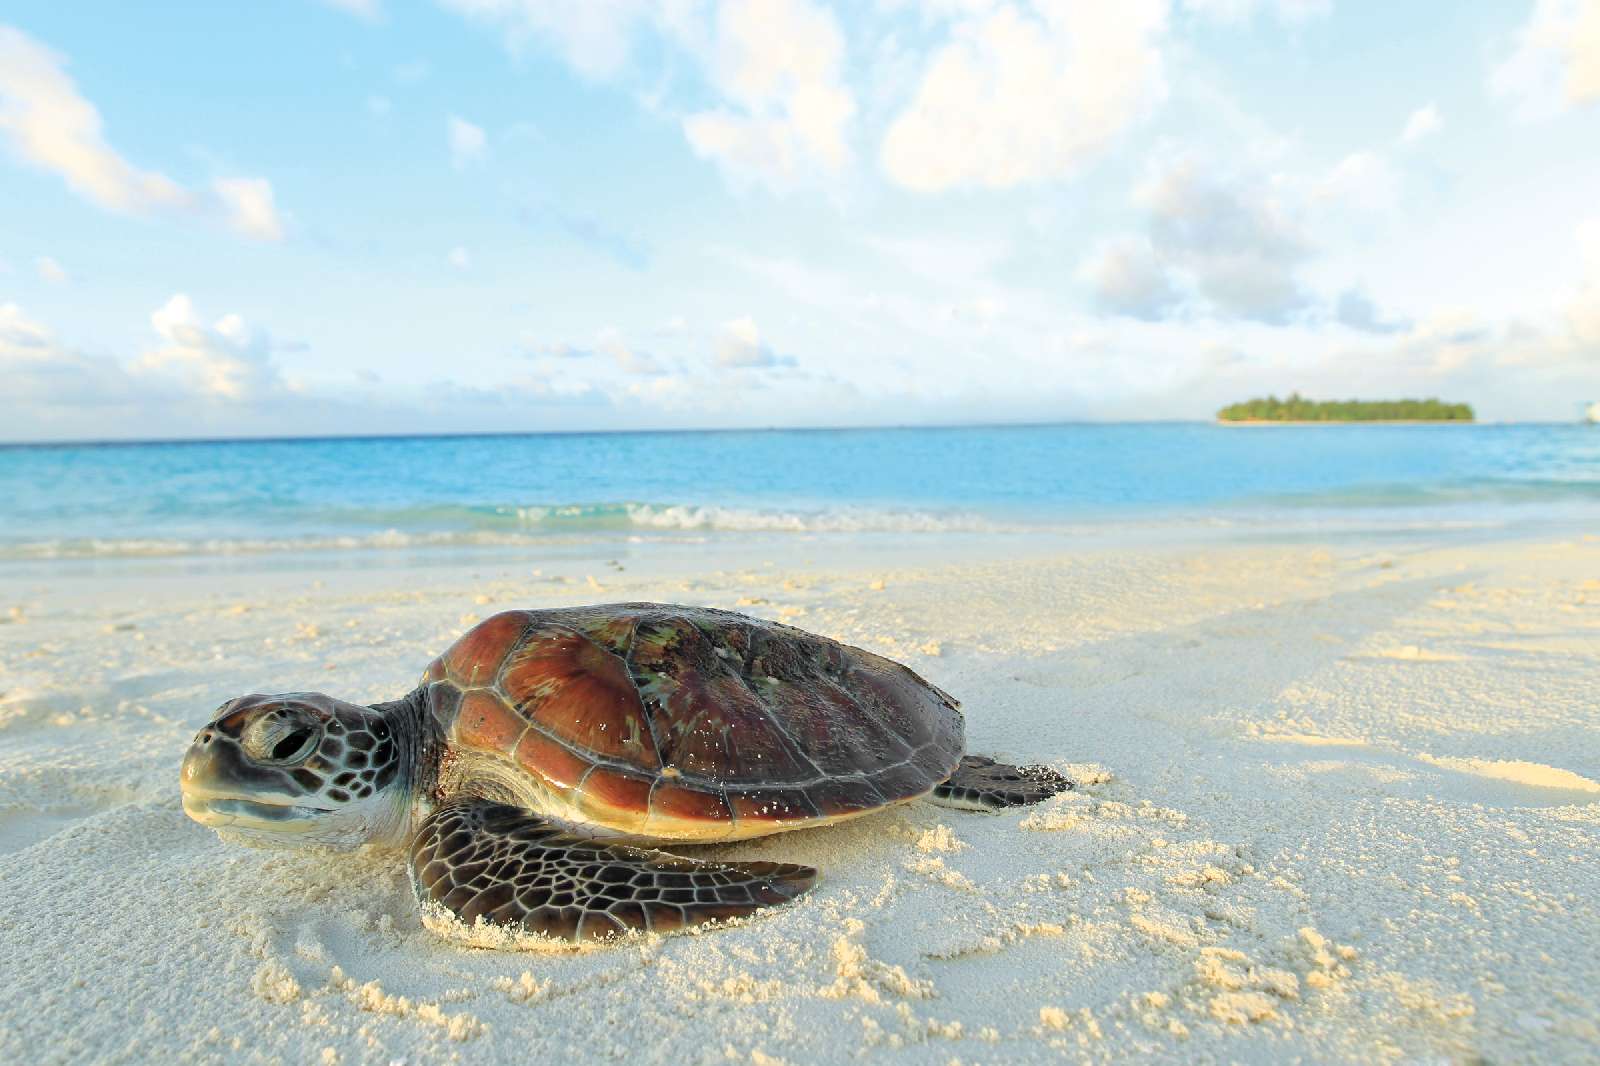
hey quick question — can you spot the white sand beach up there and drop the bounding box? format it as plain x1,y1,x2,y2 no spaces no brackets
2,532,1597,1064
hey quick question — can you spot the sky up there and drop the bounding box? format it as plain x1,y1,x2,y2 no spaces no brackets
1,0,1599,441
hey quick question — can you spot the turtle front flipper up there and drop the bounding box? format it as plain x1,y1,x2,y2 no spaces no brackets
929,754,1072,811
408,797,817,945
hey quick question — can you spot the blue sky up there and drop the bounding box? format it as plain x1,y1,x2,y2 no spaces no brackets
1,0,1598,440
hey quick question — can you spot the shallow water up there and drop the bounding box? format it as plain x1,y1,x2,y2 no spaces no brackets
2,422,1596,561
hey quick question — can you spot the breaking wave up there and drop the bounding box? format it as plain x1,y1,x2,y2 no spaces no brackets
0,501,1014,559
512,502,1007,534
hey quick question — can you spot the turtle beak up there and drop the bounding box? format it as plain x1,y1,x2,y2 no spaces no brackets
180,728,329,833
181,725,254,796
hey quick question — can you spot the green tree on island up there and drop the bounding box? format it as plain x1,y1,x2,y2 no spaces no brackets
1217,393,1475,422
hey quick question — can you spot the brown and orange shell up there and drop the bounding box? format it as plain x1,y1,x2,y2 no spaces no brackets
418,604,964,841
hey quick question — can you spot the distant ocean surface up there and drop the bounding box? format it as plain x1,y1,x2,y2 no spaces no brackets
2,424,1597,562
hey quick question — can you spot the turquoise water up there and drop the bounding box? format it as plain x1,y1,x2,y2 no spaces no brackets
1,424,1596,559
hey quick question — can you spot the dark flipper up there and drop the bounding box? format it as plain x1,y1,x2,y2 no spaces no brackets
408,797,816,945
929,754,1072,811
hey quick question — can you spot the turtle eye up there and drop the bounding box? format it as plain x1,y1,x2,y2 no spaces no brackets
272,727,316,762
243,708,322,764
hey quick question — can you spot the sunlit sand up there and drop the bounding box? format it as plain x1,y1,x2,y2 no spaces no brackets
2,532,1596,1062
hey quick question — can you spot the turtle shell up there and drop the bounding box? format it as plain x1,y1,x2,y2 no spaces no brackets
419,604,964,841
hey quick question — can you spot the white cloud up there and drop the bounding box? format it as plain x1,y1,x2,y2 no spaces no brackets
1181,0,1331,23
212,177,285,241
1314,150,1399,212
0,26,288,242
682,0,856,187
1282,223,1600,410
1400,103,1441,142
438,0,667,79
367,94,392,117
1136,157,1312,323
6,302,843,440
521,337,590,359
880,1,1169,191
1362,307,1494,377
1564,217,1600,347
714,316,777,366
0,303,151,415
595,326,666,375
1081,148,1407,327
138,294,286,401
444,0,1159,193
1,298,291,420
1492,0,1600,118
1078,237,1181,320
945,295,1004,322
1335,288,1406,334
0,302,50,348
525,327,667,374
0,25,188,214
447,246,471,269
35,256,68,284
448,115,487,169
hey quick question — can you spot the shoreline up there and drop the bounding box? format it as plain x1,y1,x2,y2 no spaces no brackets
9,486,1600,573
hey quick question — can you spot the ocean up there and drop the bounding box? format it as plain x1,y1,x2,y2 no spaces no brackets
2,423,1596,564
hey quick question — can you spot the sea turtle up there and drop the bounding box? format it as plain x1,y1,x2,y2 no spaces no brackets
181,604,1070,945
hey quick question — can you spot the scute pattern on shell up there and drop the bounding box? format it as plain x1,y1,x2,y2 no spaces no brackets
422,604,965,834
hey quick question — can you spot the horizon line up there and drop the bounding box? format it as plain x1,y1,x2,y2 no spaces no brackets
0,415,1579,449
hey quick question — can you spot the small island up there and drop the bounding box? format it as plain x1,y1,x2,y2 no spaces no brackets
1217,393,1474,423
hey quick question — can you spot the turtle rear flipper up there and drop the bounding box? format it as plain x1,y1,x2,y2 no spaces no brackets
929,754,1072,811
408,797,816,944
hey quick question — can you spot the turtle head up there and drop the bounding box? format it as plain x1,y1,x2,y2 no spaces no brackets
181,692,411,849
